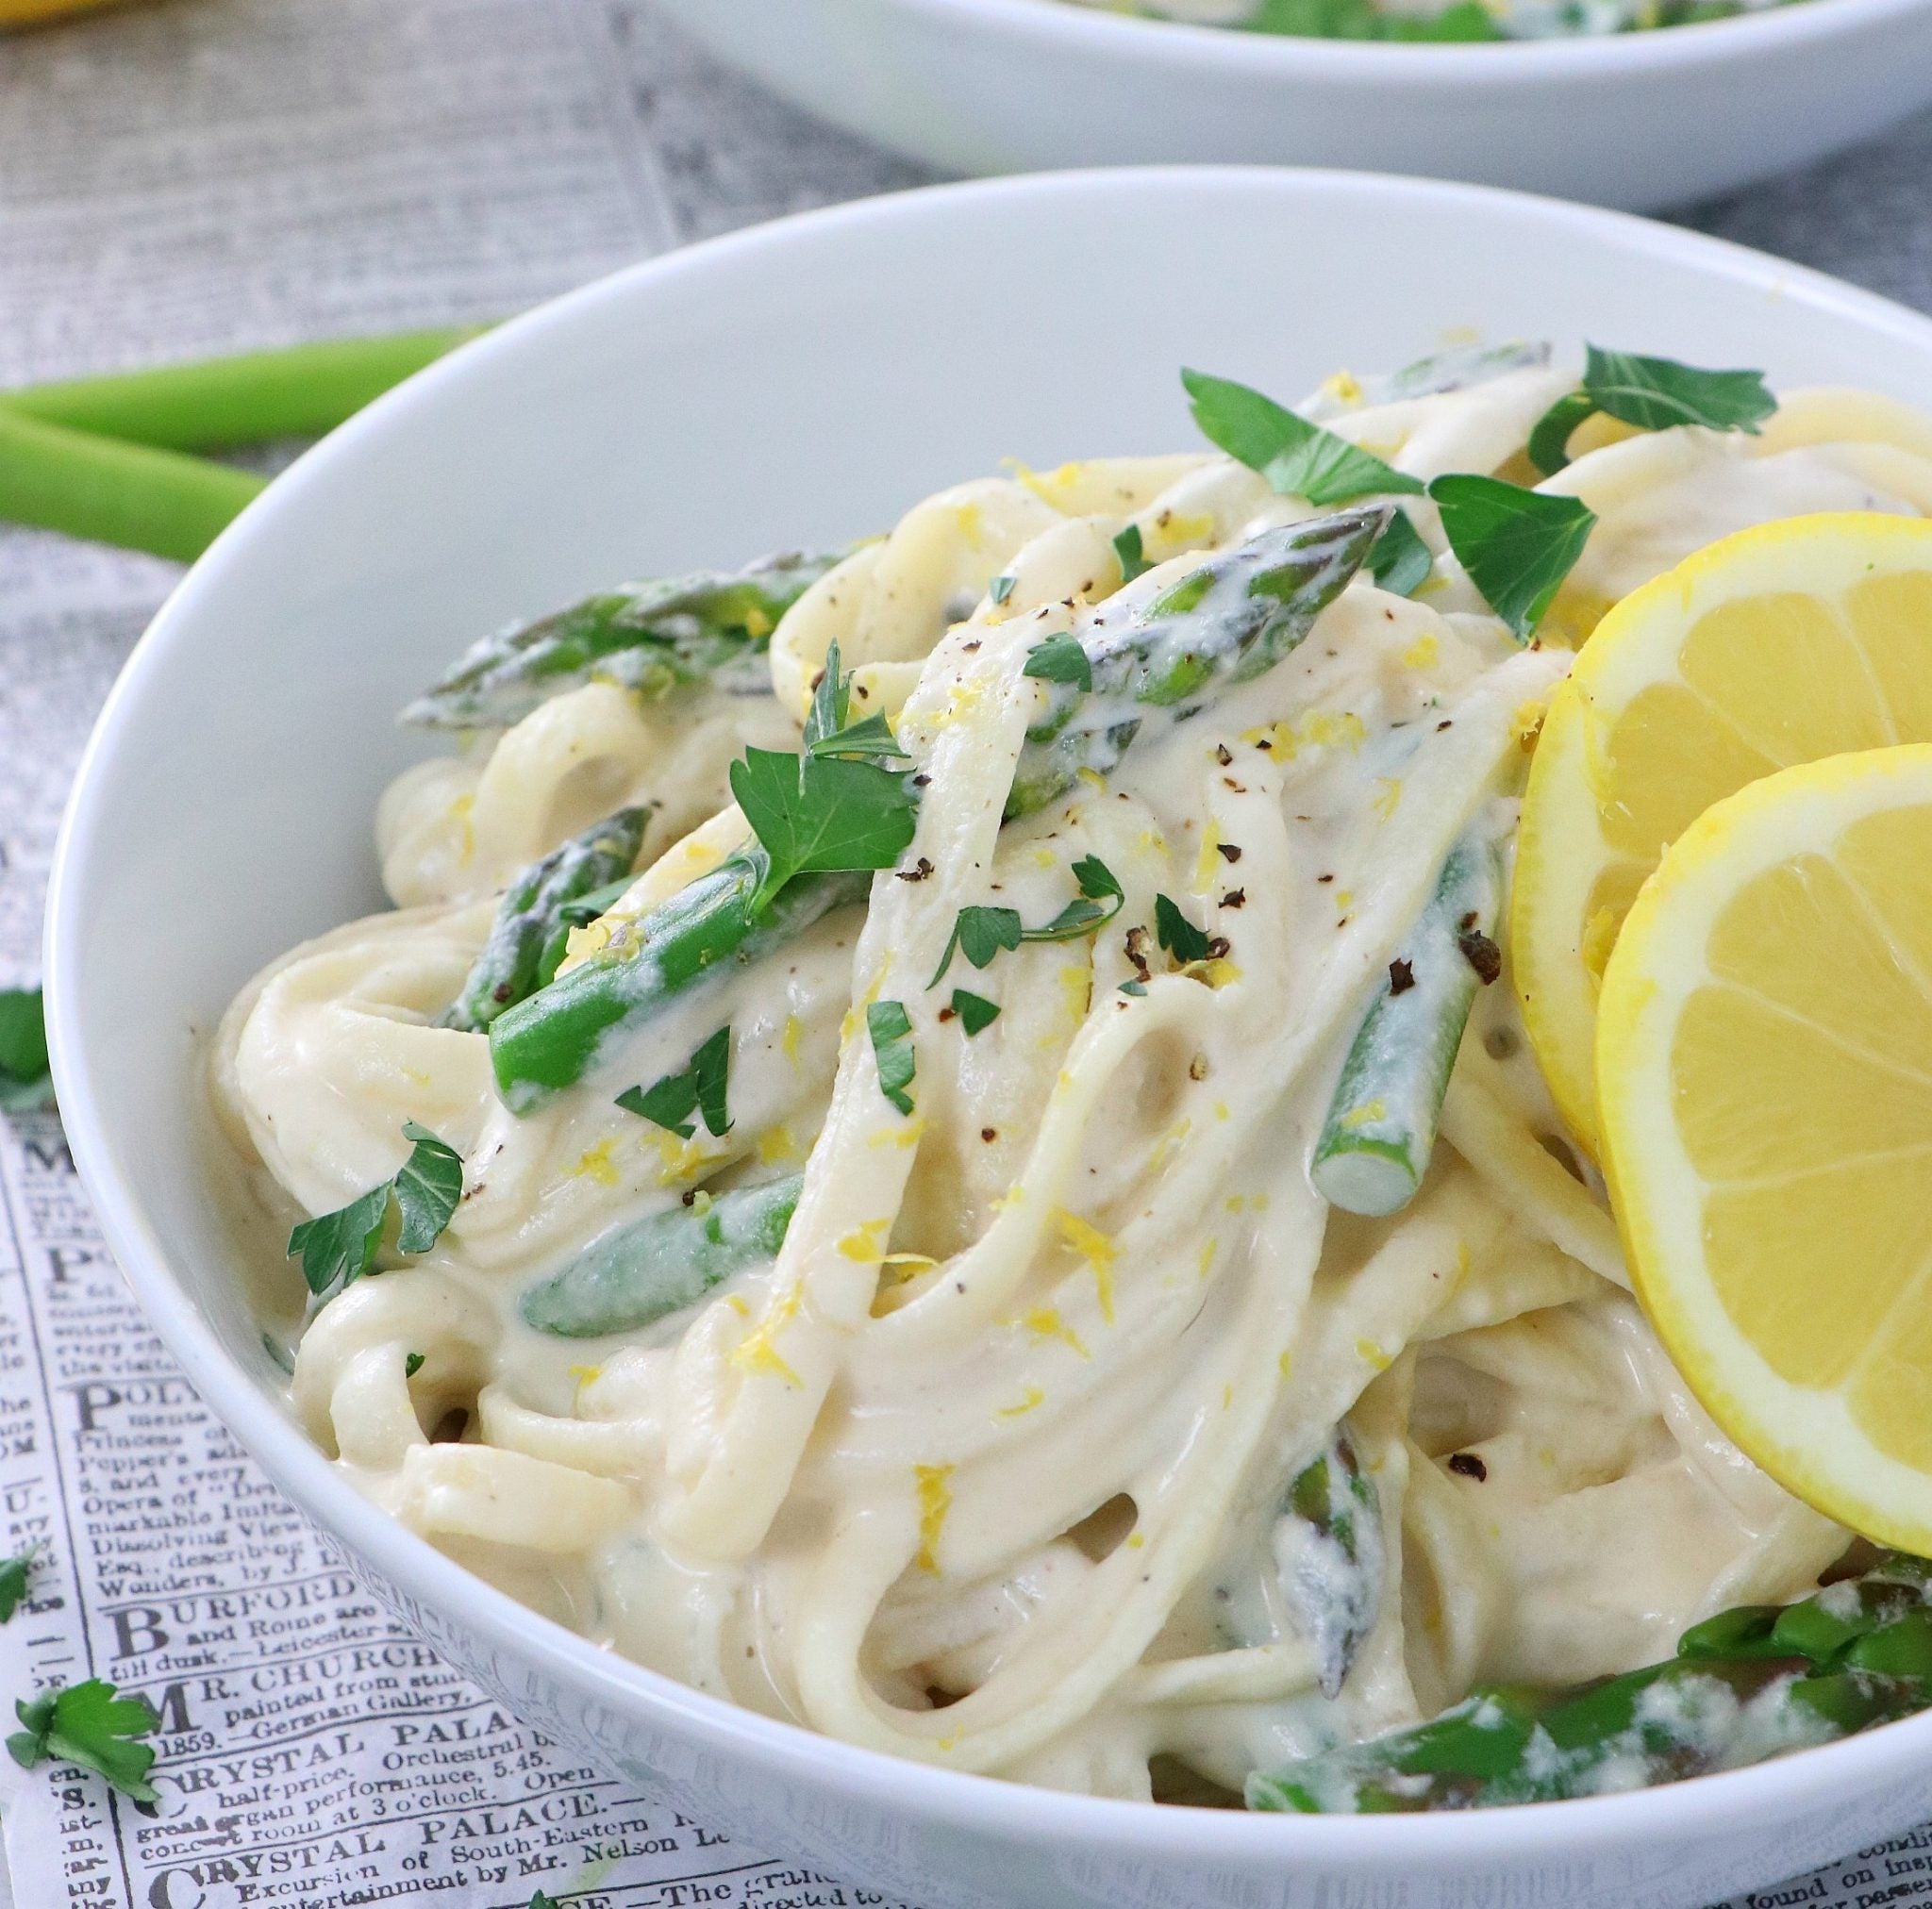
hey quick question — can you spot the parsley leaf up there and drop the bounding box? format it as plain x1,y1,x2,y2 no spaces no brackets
404,1353,425,1379
950,989,1001,1036
732,747,918,910
989,573,1016,606
928,856,1125,985
0,988,54,1115
0,1544,40,1623
1525,390,1600,478
867,1001,917,1115
1182,368,1424,506
616,1071,698,1138
1113,524,1150,584
1528,344,1776,474
288,1185,391,1300
928,906,1024,988
1023,633,1092,693
803,640,850,750
530,1895,561,1909
690,1024,733,1137
808,711,908,760
393,1121,463,1254
1366,507,1433,598
1154,893,1213,964
616,1024,733,1138
8,1677,159,1801
1427,474,1597,641
286,1120,463,1303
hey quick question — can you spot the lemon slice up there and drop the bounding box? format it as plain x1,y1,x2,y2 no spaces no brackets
1599,745,1932,1550
1514,512,1932,1153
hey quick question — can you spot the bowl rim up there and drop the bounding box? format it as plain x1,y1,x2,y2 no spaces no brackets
45,161,1932,1864
874,0,1932,71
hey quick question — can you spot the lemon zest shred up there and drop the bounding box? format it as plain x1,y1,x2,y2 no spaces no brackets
1355,1336,1392,1373
915,1462,955,1573
996,1385,1046,1421
838,1219,891,1264
1054,1207,1118,1323
1373,777,1403,822
1339,1099,1388,1131
731,1282,805,1386
571,1139,621,1187
1402,633,1440,671
1195,821,1223,893
1019,1306,1090,1358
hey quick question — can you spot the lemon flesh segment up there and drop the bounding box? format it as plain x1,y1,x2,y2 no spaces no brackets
1512,512,1932,1156
1598,745,1932,1552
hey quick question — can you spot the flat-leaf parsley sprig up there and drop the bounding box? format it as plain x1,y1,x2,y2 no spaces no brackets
1528,344,1776,475
929,855,1125,988
286,1120,463,1306
8,1677,160,1802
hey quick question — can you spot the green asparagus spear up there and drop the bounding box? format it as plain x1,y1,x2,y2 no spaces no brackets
490,859,870,1114
1279,1427,1384,1699
488,509,1386,1111
1309,830,1503,1219
402,549,847,731
1248,1553,1932,1812
1008,506,1389,815
1,327,487,453
444,808,651,1033
1301,341,1552,423
520,1174,802,1337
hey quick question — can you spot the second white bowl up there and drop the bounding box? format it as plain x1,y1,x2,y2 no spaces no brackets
657,0,1932,211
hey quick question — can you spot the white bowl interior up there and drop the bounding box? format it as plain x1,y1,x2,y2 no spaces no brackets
47,169,1932,1904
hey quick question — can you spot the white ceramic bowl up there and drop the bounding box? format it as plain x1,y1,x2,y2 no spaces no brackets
46,169,1932,1909
656,0,1932,211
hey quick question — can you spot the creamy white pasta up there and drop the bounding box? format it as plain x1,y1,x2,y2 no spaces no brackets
211,346,1932,1807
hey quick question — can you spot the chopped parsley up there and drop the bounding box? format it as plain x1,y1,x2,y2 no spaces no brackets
1112,523,1150,584
0,988,54,1114
286,1120,461,1304
929,855,1125,987
1154,892,1213,965
1528,344,1776,474
8,1677,159,1801
1426,474,1597,640
616,1024,733,1139
1023,632,1092,692
950,989,1001,1037
867,1001,917,1115
730,640,918,911
1366,507,1433,598
1183,368,1424,506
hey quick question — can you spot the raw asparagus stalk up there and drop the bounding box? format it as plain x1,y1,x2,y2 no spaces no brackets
1249,1553,1932,1813
444,807,652,1033
402,548,847,731
0,407,264,560
1278,1426,1383,1699
520,1173,802,1338
1309,829,1503,1219
1009,506,1388,815
2,327,486,452
488,507,1385,1112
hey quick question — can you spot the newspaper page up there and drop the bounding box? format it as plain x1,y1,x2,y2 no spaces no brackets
0,4,917,1905
0,5,1926,1906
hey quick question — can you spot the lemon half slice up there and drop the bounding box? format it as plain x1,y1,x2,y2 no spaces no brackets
1514,513,1932,1154
1599,745,1932,1551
